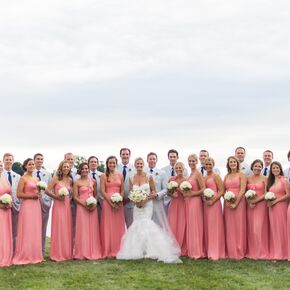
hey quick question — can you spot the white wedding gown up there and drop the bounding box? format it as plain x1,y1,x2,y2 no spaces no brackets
117,183,181,263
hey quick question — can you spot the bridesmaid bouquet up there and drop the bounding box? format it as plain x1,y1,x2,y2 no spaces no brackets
180,181,192,193
37,181,47,192
129,189,147,203
245,189,257,200
111,193,123,203
224,191,236,203
0,193,12,206
167,181,179,195
58,187,69,197
86,196,97,206
204,188,215,200
265,191,276,201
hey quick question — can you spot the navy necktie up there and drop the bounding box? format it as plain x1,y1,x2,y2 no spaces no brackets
171,167,174,176
201,167,205,176
92,172,96,180
8,172,12,186
150,168,153,174
263,168,268,176
37,170,41,181
123,166,127,180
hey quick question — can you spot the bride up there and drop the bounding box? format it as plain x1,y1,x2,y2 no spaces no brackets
117,157,181,263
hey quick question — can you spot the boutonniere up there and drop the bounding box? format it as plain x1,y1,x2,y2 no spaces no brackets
128,168,132,172
43,173,46,177
155,172,159,176
13,174,16,178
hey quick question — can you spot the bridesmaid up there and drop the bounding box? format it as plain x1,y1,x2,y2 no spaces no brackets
246,159,269,259
46,160,73,261
203,157,225,260
223,156,247,259
183,154,206,259
100,156,126,258
267,161,289,260
13,158,43,265
73,163,102,260
167,161,187,256
0,161,13,267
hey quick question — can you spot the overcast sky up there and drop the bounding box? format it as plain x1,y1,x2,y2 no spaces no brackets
0,0,289,173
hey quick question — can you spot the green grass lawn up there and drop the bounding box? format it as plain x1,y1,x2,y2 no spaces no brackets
1,241,290,290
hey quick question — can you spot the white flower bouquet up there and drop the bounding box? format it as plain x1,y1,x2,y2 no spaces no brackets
180,181,192,192
129,189,147,203
86,196,97,206
111,193,123,203
245,189,257,200
58,187,69,197
265,191,276,201
167,181,179,194
37,181,47,191
204,188,215,200
224,191,236,203
0,193,12,206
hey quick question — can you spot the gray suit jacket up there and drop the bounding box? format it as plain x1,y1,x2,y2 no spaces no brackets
4,169,21,212
89,170,103,201
33,169,53,207
146,167,167,200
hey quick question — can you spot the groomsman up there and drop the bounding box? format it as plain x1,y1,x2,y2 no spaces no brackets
117,148,135,228
88,155,103,220
64,152,77,238
262,150,273,176
235,147,252,176
198,149,221,176
146,152,167,225
3,153,20,251
284,150,290,182
161,149,188,213
33,153,52,256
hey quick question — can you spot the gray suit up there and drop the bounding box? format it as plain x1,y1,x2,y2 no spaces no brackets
3,169,20,250
117,163,135,228
240,161,252,176
89,170,103,221
33,169,52,256
161,165,189,214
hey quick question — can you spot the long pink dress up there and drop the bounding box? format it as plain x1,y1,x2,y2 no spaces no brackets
186,176,205,259
100,174,126,258
13,180,43,265
204,176,225,260
246,181,269,259
50,181,73,261
268,177,288,260
0,181,13,267
168,176,187,256
224,176,247,259
74,179,102,260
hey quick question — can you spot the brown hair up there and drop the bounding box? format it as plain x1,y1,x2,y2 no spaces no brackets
56,160,71,180
105,156,118,182
226,156,240,173
250,159,263,171
167,149,179,158
266,161,284,191
22,158,33,172
77,162,89,175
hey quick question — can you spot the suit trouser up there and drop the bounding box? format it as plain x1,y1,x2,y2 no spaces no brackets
124,203,133,229
41,201,51,256
12,207,19,252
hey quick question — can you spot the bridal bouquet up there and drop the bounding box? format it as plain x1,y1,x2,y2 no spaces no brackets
0,193,12,206
58,187,69,197
224,191,236,203
167,181,179,194
203,188,215,200
245,189,257,200
265,191,276,201
111,193,123,203
86,196,97,206
37,181,47,192
180,181,192,192
129,189,147,203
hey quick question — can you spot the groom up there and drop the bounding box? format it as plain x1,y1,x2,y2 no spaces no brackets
117,148,135,228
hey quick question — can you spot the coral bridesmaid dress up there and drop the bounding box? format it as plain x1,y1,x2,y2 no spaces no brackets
13,181,43,265
0,183,13,267
224,176,247,259
74,179,102,260
204,176,225,260
268,177,288,260
186,176,205,259
168,176,187,256
246,181,269,259
50,182,73,261
100,174,126,258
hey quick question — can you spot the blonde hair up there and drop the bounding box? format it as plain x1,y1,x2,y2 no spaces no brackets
134,157,144,167
205,157,215,167
188,154,198,161
174,161,185,171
